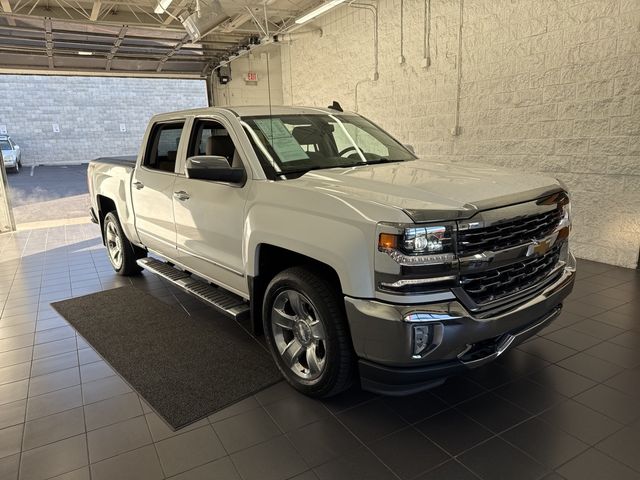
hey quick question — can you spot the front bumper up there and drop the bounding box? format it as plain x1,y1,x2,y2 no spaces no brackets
3,158,16,168
345,254,576,395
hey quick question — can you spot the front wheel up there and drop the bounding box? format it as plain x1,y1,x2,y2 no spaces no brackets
262,267,355,398
103,212,145,276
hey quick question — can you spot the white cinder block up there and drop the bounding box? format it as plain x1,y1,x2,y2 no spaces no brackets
252,0,640,267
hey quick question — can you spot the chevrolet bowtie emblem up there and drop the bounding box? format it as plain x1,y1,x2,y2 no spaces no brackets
527,238,552,257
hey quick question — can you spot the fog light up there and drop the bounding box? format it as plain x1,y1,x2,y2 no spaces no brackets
413,325,431,356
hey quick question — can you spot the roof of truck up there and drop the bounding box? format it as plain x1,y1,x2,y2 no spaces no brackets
152,105,353,120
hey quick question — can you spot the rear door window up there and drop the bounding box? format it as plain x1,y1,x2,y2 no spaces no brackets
144,122,185,173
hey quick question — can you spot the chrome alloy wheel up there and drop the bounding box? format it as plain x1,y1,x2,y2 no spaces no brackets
271,289,327,380
105,221,123,270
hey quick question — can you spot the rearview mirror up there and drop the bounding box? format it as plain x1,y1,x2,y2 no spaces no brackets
404,144,416,154
186,156,245,184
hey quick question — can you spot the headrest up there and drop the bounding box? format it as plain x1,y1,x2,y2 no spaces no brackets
291,126,324,146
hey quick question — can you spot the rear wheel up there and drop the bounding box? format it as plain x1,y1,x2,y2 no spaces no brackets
12,163,19,174
262,267,355,397
103,212,145,276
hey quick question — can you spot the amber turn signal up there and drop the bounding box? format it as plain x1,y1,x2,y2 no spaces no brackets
379,233,399,250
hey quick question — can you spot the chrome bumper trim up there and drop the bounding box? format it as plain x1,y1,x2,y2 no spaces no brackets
345,259,575,367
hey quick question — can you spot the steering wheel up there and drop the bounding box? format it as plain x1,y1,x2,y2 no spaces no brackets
338,146,358,157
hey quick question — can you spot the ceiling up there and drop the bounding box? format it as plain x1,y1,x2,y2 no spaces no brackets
0,0,316,77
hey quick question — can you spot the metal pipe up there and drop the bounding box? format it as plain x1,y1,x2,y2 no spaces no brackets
399,0,404,64
423,0,431,67
350,1,378,112
274,28,322,43
452,0,463,136
349,2,378,80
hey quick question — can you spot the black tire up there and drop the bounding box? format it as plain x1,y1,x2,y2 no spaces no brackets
103,211,146,276
262,266,355,397
12,163,19,174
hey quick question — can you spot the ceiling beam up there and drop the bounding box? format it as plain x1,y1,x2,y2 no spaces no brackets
7,5,168,28
105,23,126,70
1,0,16,26
89,0,101,20
162,0,189,26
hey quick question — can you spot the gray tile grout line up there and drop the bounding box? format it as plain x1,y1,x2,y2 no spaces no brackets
1,233,638,478
15,227,40,480
137,394,169,479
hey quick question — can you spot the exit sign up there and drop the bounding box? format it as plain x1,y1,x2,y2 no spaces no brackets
245,71,258,82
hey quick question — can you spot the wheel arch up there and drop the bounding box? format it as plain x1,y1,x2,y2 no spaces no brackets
96,195,117,244
249,244,344,336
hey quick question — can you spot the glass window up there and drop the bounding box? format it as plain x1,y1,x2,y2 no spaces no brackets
241,114,414,175
144,122,184,172
188,120,236,166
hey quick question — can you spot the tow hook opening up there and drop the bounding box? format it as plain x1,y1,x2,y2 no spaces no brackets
458,335,504,364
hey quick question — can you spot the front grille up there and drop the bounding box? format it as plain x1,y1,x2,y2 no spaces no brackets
457,207,563,256
459,243,563,305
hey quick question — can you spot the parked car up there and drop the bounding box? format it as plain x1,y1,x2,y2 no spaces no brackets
0,135,22,173
88,105,575,397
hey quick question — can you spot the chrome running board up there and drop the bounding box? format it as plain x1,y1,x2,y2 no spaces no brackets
137,257,250,322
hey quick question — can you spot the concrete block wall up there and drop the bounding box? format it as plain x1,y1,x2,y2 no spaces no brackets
0,75,208,165
278,0,640,268
212,47,284,107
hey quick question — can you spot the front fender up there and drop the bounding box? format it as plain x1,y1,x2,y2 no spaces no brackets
244,204,374,298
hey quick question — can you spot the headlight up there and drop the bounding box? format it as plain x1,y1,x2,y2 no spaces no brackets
403,226,450,254
378,224,455,265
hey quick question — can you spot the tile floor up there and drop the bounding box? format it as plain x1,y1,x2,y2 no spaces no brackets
0,224,639,480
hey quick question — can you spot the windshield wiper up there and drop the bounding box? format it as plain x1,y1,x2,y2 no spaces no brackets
338,159,405,167
283,165,337,175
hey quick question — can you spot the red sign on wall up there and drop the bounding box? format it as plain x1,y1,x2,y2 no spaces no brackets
245,71,258,82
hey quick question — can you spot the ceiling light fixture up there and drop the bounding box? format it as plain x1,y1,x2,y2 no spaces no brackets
77,51,93,55
295,0,345,24
154,0,173,14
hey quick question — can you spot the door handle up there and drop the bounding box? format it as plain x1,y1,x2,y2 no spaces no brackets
174,191,190,201
133,181,144,190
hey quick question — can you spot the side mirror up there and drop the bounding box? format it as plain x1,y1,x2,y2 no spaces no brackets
186,156,245,184
404,144,416,154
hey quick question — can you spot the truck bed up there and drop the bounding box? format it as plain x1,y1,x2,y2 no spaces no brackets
91,155,137,166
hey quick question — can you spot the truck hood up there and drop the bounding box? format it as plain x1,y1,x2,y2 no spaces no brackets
298,160,563,221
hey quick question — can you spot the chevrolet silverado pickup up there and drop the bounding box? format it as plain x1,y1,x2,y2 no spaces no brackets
88,105,575,397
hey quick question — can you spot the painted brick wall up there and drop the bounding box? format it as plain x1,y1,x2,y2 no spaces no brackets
0,75,208,166
278,0,640,268
212,48,284,107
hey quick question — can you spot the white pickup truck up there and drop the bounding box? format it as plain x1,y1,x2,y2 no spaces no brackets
88,105,575,397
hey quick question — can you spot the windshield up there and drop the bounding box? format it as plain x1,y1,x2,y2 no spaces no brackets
241,113,415,175
0,141,11,150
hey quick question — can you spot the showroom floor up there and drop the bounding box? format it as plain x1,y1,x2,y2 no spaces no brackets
0,225,638,480
7,166,90,225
